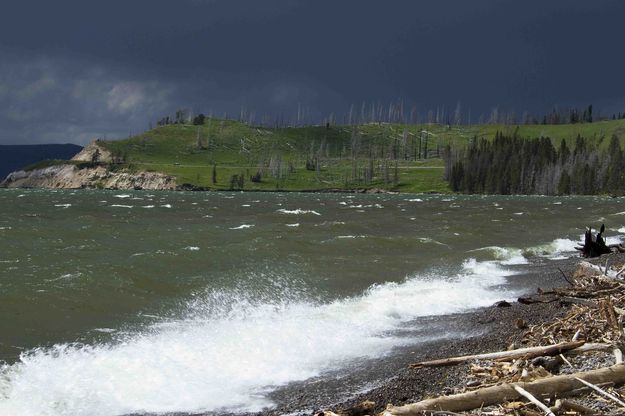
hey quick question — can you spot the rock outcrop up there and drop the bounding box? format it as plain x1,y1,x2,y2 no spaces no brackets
1,164,176,190
71,140,113,163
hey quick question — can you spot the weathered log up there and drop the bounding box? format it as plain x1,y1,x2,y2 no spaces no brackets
514,385,555,416
384,364,625,415
574,376,625,407
553,399,598,415
409,341,586,368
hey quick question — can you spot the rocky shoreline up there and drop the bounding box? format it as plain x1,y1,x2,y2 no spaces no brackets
283,253,624,416
163,255,596,416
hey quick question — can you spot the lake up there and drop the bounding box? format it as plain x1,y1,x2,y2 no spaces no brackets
0,189,624,415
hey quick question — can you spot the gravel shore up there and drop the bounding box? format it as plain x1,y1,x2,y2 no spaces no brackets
260,256,584,416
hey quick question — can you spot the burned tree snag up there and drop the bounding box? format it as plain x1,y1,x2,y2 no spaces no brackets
576,224,613,258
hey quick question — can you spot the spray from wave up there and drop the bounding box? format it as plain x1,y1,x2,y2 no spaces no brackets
0,260,517,416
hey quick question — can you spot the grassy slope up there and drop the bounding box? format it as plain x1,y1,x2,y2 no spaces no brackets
98,118,625,193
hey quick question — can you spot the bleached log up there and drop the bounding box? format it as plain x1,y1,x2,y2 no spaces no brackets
410,341,586,368
576,261,619,279
384,364,625,416
574,376,625,407
514,385,555,416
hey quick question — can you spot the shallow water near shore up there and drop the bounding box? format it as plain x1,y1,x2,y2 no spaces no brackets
1,190,624,416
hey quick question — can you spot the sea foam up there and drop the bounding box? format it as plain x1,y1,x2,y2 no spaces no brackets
0,260,517,416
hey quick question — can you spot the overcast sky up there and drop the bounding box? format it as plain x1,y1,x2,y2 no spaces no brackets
1,0,624,144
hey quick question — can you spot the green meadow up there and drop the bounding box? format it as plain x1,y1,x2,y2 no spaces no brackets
90,118,625,192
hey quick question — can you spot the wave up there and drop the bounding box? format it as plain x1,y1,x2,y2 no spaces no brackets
230,224,254,230
468,246,527,265
523,237,579,259
0,260,517,416
277,209,321,216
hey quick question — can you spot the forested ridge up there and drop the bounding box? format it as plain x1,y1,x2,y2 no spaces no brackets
444,133,625,195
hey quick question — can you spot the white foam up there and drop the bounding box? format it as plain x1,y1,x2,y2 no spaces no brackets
524,237,579,259
93,328,117,334
183,246,200,251
0,260,516,416
142,205,155,209
160,204,172,209
277,209,321,216
109,205,133,209
286,223,300,227
113,194,131,199
406,198,422,202
619,227,625,233
469,246,528,265
54,204,72,208
230,224,254,230
417,237,448,247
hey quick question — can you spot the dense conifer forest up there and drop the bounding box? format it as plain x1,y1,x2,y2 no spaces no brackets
443,133,625,195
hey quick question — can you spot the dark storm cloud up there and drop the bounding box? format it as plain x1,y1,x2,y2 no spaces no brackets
1,0,624,144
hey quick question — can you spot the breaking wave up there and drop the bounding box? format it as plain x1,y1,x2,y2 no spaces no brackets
0,259,517,416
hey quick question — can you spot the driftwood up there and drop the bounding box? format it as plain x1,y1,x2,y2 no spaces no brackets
576,224,612,258
409,341,600,368
513,385,555,416
552,399,598,415
384,364,625,415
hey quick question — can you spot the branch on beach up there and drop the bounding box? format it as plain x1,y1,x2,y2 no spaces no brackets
383,364,625,415
407,341,613,369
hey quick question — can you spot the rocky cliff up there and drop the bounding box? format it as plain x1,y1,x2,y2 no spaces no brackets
1,164,176,190
1,139,177,190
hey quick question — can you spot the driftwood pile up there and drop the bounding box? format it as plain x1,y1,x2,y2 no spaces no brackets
319,255,625,416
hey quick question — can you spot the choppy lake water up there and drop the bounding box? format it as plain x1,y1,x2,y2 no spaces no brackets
1,189,624,415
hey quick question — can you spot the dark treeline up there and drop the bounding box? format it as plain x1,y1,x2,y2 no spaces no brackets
151,102,625,130
444,133,625,195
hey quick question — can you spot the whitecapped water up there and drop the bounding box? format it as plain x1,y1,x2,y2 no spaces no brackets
0,190,624,416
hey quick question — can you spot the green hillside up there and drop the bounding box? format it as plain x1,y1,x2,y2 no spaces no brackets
96,118,625,193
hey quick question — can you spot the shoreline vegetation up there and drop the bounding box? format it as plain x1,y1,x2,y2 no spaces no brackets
2,116,625,194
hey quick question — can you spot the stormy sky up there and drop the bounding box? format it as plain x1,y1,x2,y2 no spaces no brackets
1,0,624,145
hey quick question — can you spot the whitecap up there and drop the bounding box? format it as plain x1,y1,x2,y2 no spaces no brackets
161,204,172,208
93,328,117,334
110,205,133,209
286,223,300,227
277,209,321,216
54,204,72,208
113,194,131,199
469,246,528,265
230,224,254,230
183,246,200,251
